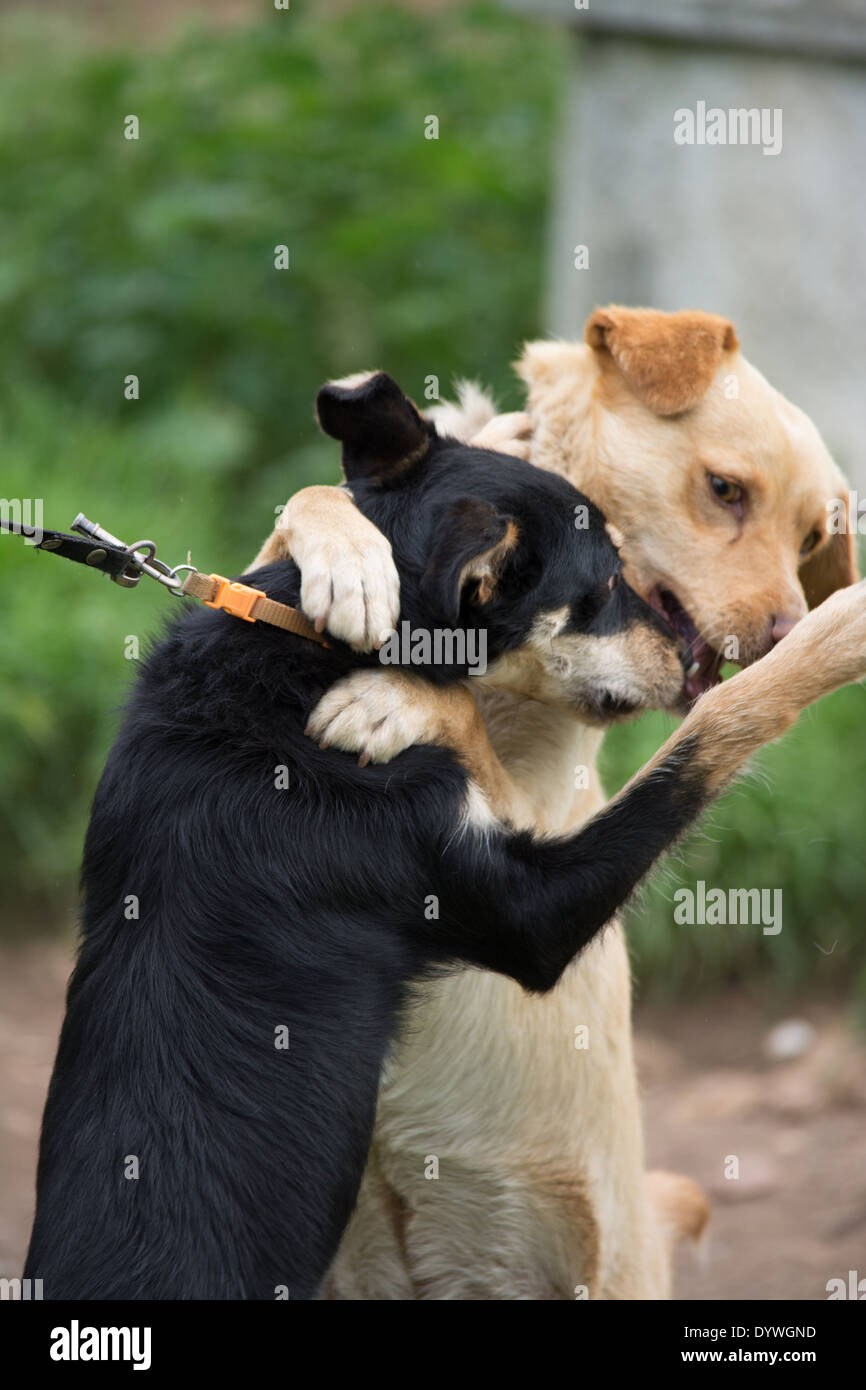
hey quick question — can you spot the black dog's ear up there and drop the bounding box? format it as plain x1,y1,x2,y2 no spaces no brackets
316,371,433,485
422,498,519,625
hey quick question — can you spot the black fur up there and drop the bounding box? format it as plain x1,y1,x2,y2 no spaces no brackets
25,374,707,1301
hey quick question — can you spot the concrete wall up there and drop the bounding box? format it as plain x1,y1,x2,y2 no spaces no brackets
509,0,866,482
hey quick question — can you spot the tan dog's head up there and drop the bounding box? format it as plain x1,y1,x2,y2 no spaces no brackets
517,306,857,702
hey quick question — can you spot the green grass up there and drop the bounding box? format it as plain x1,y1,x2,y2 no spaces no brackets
600,684,866,1006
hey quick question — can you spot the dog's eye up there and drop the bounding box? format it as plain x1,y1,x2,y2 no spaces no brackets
708,474,744,506
800,529,822,557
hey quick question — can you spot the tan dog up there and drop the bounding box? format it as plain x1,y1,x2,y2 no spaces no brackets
251,308,857,1298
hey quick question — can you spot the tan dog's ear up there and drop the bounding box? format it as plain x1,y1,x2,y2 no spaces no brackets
799,495,858,608
585,306,739,416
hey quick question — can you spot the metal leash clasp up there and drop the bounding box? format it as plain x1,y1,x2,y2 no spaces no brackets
72,514,195,592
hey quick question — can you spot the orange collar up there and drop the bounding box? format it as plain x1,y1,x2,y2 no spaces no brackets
181,572,329,647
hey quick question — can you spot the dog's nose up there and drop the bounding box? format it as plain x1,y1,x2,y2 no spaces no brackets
770,614,800,646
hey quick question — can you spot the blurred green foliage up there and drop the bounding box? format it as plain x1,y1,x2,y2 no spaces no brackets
0,3,561,922
0,4,863,1004
601,689,866,1009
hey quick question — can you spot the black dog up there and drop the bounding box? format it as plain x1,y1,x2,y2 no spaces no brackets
26,372,704,1300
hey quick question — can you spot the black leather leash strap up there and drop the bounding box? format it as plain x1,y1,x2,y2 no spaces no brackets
1,512,329,646
0,518,134,581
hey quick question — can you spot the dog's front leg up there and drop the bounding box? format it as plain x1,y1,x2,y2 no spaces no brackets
247,485,400,653
307,669,535,826
426,579,866,990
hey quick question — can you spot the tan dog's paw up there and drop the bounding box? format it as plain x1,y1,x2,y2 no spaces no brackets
700,578,866,761
471,411,533,461
770,577,866,694
306,670,472,766
253,488,401,652
300,539,399,654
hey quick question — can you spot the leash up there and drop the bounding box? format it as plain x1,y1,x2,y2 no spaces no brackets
0,511,329,646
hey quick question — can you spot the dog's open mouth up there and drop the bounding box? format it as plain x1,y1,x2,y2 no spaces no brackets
649,586,725,704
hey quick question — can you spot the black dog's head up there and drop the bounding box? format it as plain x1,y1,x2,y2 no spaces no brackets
317,372,689,722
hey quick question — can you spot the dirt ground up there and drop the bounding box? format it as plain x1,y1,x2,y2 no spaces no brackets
638,994,866,1301
1,941,864,1300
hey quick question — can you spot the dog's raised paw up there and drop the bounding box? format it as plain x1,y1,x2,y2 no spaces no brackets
778,577,866,692
299,535,400,653
306,670,441,765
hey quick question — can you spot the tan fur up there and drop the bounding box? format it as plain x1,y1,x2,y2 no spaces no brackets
470,411,533,460
250,485,400,653
321,576,866,1302
585,305,738,416
483,606,684,717
644,1171,710,1258
307,669,533,823
800,523,858,610
519,315,857,664
256,308,860,1300
427,378,498,443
